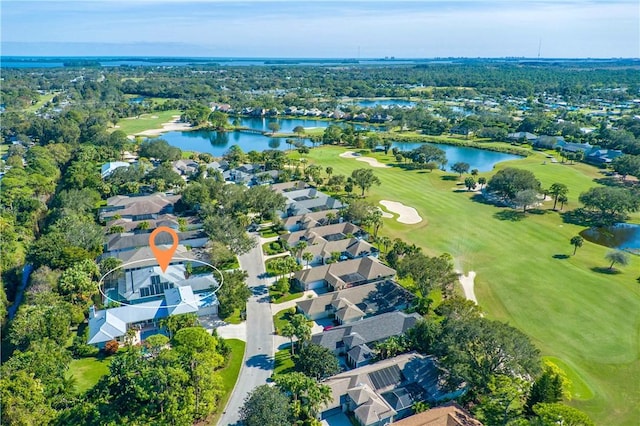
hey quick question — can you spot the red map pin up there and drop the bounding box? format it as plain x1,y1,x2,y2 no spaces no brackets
149,226,179,272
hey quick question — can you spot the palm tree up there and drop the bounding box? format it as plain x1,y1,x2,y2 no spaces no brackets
302,251,314,268
325,166,333,179
605,250,629,270
548,183,569,210
281,323,296,355
378,236,391,254
558,194,568,210
294,241,307,264
478,176,487,189
570,235,584,255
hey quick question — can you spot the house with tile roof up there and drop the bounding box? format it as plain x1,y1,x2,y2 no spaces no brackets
105,230,208,255
293,256,396,291
296,280,414,324
393,402,483,426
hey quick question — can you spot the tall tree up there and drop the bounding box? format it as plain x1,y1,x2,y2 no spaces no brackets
570,235,584,255
451,161,470,176
294,343,340,380
548,183,569,211
241,385,292,426
350,168,381,196
605,250,629,270
487,167,541,200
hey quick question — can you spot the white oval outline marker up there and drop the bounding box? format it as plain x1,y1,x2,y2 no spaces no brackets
97,257,224,309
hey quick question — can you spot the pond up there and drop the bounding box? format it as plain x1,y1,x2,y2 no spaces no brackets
349,99,416,108
160,129,311,156
390,141,522,172
234,117,330,133
580,223,640,252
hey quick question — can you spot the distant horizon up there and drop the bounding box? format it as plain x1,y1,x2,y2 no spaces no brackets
2,52,638,61
2,1,638,58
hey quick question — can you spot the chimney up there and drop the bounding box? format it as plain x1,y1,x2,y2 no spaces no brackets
89,305,96,319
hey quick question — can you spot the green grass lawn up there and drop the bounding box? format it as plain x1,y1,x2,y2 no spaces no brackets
304,145,640,425
212,339,246,425
262,240,286,256
68,355,113,393
24,93,57,113
110,109,182,135
269,288,304,304
273,308,296,335
273,348,295,376
222,308,244,325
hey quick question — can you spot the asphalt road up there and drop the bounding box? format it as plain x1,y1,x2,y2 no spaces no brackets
218,233,274,426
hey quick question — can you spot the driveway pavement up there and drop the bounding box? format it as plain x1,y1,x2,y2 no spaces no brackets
217,233,274,426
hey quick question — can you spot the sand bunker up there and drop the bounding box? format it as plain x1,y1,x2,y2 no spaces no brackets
458,271,477,304
134,115,192,136
339,151,389,168
379,200,422,224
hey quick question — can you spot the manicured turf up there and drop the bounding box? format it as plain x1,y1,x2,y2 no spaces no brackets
273,307,295,335
68,355,112,393
223,308,244,325
269,289,304,304
213,338,246,425
273,348,295,376
110,109,182,135
304,145,640,426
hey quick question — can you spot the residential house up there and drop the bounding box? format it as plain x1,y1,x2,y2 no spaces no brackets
105,214,184,233
90,244,219,347
393,402,483,426
282,209,340,232
507,132,537,142
296,280,414,324
585,148,624,165
101,161,130,179
300,238,376,266
277,186,344,217
282,222,367,247
99,193,180,222
293,256,395,291
556,139,593,153
88,285,218,348
172,159,199,178
311,311,420,367
533,135,565,149
104,229,208,255
271,180,309,193
320,352,463,426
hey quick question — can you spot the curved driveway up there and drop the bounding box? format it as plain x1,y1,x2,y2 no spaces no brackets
218,233,274,426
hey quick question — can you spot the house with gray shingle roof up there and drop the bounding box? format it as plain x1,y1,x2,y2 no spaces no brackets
99,193,180,222
296,280,414,324
282,222,367,247
311,311,420,367
105,230,208,255
274,183,344,217
293,256,396,291
301,237,376,267
320,352,463,426
282,209,339,232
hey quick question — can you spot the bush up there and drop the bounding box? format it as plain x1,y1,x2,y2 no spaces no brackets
103,339,119,355
273,278,291,294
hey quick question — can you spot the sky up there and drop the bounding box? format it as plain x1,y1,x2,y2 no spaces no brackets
1,0,639,58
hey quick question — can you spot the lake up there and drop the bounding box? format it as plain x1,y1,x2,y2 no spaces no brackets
351,99,416,108
580,223,640,252
391,141,522,172
235,117,330,133
160,129,311,155
160,129,522,172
